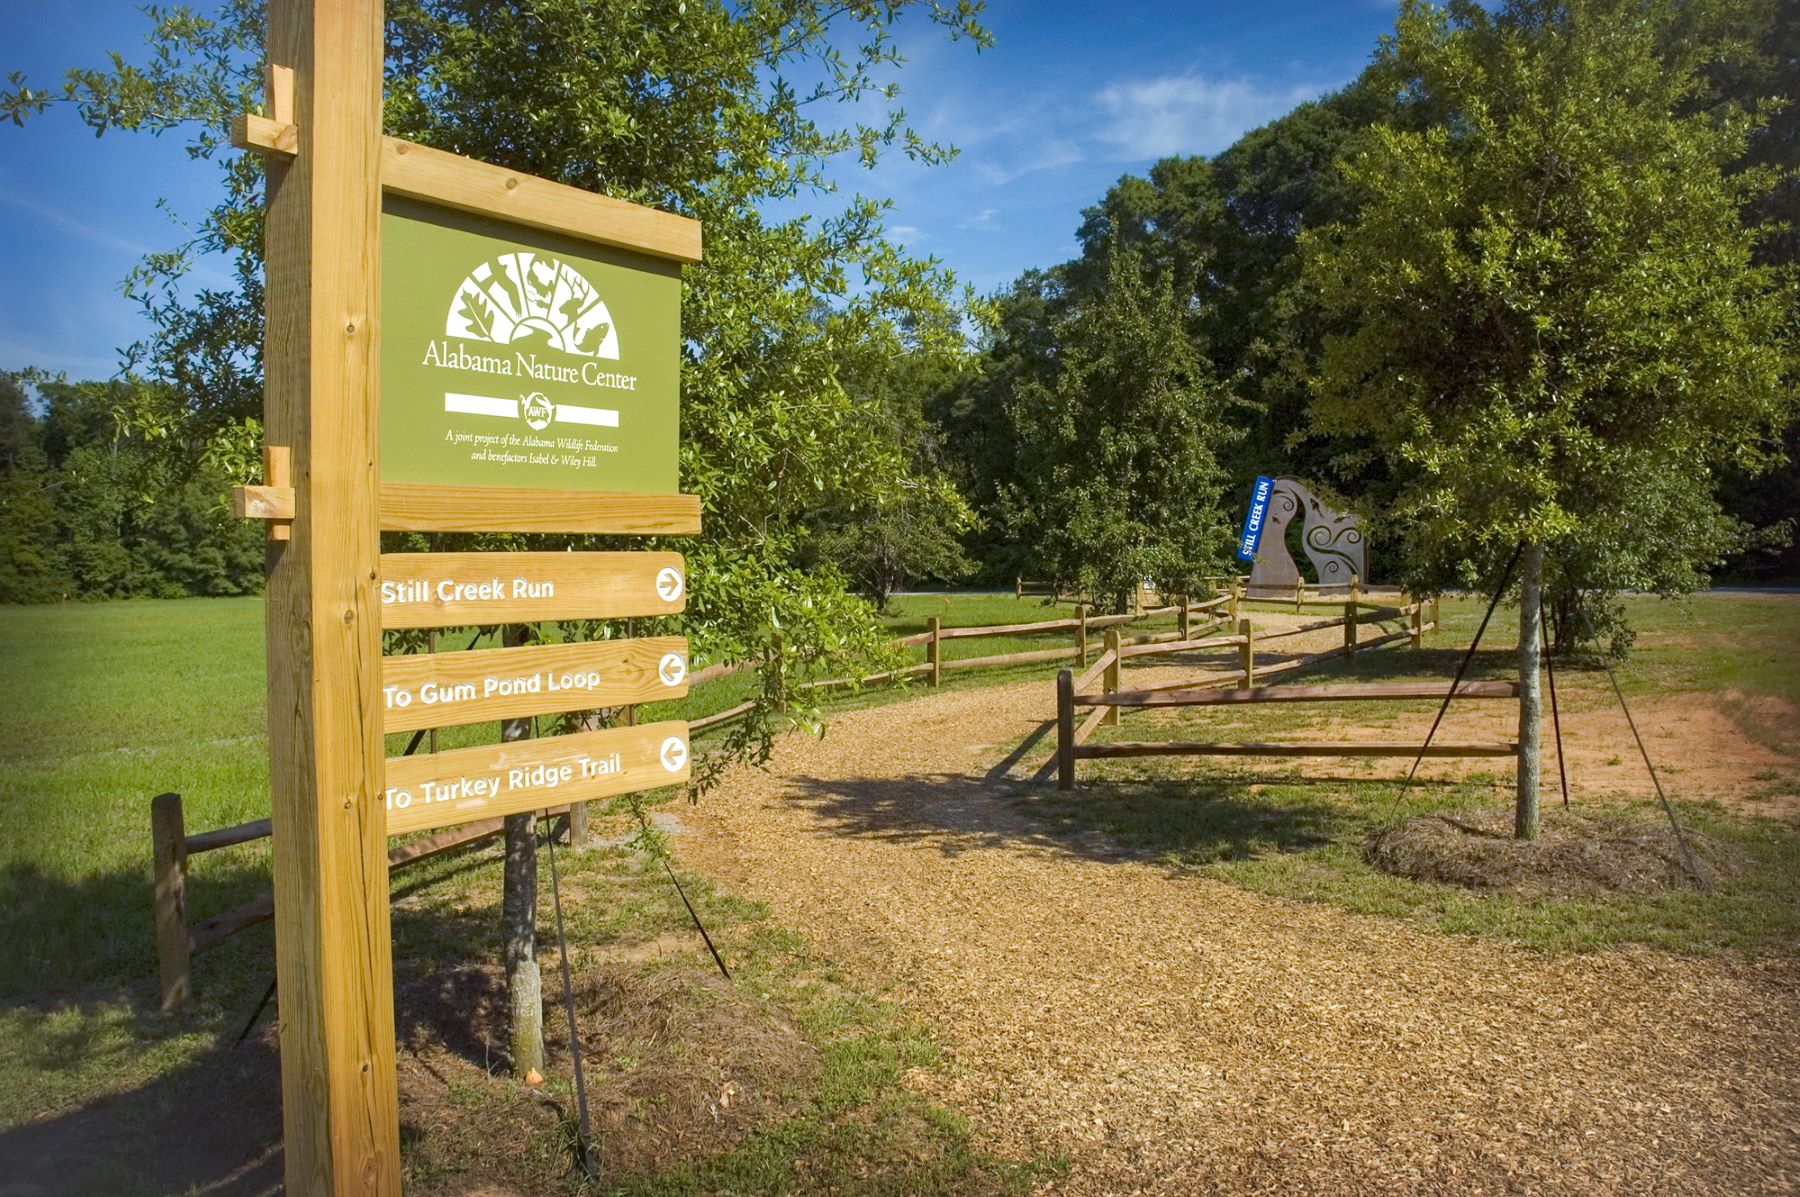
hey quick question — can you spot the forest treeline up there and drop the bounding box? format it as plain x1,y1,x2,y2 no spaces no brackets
0,375,262,602
3,0,1796,638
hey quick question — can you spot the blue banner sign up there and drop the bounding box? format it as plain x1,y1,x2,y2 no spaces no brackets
1236,475,1274,561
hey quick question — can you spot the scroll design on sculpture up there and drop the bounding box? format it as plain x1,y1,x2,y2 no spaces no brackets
1245,476,1367,589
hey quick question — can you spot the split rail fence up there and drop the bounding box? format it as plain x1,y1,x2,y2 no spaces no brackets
150,791,582,1009
150,589,1231,1002
1050,586,1510,790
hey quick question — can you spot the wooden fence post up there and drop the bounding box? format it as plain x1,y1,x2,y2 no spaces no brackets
928,616,942,687
1075,604,1087,667
1229,580,1240,624
1015,576,1022,600
1056,668,1075,791
1178,595,1191,641
1103,628,1121,727
1410,596,1423,650
151,792,191,1011
1295,579,1305,611
1430,596,1440,635
1345,574,1359,667
1238,617,1255,688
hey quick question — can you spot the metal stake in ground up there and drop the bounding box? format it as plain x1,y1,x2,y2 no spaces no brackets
1386,542,1525,819
543,823,599,1180
1573,596,1710,891
1542,617,1570,810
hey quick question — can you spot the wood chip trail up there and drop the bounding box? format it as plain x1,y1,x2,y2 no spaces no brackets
675,638,1800,1196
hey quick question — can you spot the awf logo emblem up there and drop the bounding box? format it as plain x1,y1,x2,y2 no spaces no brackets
447,252,619,359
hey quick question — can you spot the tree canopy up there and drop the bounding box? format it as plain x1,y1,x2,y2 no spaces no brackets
5,0,992,768
1301,0,1793,602
1001,239,1236,610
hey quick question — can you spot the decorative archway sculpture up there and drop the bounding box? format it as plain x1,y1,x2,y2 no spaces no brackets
1247,476,1367,589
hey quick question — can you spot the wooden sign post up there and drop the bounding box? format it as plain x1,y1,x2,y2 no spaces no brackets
236,1,702,1191
259,3,396,1192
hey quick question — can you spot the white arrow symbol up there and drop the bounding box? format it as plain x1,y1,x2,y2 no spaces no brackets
655,567,684,602
658,652,687,686
659,736,689,773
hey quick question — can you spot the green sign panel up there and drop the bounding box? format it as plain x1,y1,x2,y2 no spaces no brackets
380,197,681,493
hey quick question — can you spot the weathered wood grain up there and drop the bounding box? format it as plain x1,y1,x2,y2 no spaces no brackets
384,720,690,836
380,635,688,732
378,551,685,628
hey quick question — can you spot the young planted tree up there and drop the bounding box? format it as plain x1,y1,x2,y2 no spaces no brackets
1006,240,1235,611
1302,0,1795,837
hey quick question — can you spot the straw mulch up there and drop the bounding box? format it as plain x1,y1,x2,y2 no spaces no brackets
675,624,1800,1195
1366,808,1738,898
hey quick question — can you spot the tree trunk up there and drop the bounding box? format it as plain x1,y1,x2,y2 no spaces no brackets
1516,542,1544,841
500,624,544,1077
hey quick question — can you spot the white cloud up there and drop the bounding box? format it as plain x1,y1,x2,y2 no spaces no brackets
890,224,925,244
951,72,1325,188
1093,72,1321,161
959,207,1001,228
971,138,1086,187
0,186,151,257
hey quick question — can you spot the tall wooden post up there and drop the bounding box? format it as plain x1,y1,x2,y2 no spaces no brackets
1056,668,1075,791
1103,628,1121,727
1228,581,1240,624
1178,595,1191,641
1344,574,1359,666
262,0,400,1190
927,616,942,687
150,792,191,1011
1075,604,1087,666
1410,595,1424,650
1237,617,1255,688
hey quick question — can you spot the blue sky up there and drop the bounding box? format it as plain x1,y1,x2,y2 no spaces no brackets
0,0,1402,379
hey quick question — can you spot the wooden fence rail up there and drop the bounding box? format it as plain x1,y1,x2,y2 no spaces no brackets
791,596,1219,697
1055,590,1483,790
152,588,1251,1001
150,791,572,1009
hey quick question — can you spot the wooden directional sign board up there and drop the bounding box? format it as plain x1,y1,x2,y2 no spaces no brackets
230,4,704,1189
385,719,690,835
382,635,689,732
379,551,686,627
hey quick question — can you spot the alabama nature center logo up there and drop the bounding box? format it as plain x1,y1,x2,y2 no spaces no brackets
448,252,619,358
425,251,642,435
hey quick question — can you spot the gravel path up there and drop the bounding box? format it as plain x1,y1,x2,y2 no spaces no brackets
675,625,1800,1195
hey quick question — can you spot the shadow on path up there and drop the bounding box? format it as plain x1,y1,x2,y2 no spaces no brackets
782,765,1376,872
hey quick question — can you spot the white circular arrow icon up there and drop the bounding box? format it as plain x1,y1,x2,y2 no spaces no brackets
655,567,684,602
659,736,689,773
658,652,687,686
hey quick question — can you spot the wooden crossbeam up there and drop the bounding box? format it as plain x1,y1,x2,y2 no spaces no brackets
1074,740,1519,759
1081,680,1521,708
379,483,700,535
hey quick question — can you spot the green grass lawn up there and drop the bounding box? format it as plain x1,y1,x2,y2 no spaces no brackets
0,596,1059,1194
1037,592,1800,956
3,589,1793,1187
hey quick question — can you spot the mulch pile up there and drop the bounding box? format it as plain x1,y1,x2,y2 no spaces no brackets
395,959,816,1192
1366,807,1736,898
